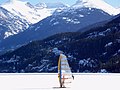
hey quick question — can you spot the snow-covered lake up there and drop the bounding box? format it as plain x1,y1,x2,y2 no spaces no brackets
0,73,120,90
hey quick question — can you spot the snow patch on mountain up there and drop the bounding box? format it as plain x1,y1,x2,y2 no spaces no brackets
41,2,69,8
117,8,120,13
72,0,119,15
35,3,47,9
105,42,113,47
1,0,68,24
0,6,29,39
52,22,59,26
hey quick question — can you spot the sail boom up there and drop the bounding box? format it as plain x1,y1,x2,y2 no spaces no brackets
61,78,72,79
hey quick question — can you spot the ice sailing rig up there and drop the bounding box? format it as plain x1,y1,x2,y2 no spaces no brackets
58,53,74,88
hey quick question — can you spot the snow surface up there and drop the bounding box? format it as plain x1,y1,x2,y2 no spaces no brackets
1,0,67,24
62,17,80,24
72,0,119,15
0,73,120,90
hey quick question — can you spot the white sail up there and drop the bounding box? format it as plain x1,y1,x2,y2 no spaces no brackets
58,54,74,87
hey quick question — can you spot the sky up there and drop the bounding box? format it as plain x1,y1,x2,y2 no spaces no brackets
0,0,120,8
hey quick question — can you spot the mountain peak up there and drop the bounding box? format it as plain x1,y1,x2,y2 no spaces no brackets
35,3,47,9
74,0,109,7
1,1,62,24
3,0,27,6
72,0,119,15
75,0,101,6
45,2,69,8
35,2,69,9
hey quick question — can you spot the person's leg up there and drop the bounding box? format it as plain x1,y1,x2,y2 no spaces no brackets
62,75,65,88
60,82,62,88
59,77,62,88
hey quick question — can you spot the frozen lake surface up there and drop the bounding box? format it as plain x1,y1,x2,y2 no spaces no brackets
0,73,120,90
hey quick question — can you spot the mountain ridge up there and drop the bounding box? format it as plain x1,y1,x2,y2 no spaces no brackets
72,0,119,15
1,0,68,24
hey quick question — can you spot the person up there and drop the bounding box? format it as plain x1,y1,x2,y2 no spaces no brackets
52,48,66,88
61,74,65,88
58,71,65,88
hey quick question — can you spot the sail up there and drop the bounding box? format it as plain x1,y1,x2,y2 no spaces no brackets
58,54,74,87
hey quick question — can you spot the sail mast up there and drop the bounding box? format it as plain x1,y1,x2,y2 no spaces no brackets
58,55,62,87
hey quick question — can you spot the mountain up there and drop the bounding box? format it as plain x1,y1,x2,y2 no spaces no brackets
72,0,119,15
0,14,120,73
0,0,68,54
0,0,114,54
1,0,68,24
0,6,29,40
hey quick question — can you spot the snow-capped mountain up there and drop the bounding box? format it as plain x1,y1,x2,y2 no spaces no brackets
0,6,29,40
72,0,119,15
1,0,68,24
0,0,114,54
